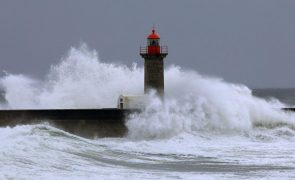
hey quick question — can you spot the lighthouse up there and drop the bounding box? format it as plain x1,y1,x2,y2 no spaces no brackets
140,27,168,96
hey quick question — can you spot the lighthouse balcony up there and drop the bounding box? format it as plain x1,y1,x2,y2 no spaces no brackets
140,46,168,58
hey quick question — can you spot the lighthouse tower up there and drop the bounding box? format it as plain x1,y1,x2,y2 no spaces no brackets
140,27,168,96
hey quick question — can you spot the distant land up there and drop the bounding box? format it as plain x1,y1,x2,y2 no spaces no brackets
252,88,295,105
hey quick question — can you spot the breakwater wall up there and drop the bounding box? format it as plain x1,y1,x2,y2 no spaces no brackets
0,108,139,138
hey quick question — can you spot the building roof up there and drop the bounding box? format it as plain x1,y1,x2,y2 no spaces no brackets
147,28,160,39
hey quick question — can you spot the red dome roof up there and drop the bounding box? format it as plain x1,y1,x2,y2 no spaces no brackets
147,28,160,39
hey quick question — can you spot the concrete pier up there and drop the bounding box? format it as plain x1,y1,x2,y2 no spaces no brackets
0,109,139,138
282,108,295,112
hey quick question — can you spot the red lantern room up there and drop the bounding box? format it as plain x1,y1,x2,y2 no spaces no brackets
140,27,168,57
147,28,161,54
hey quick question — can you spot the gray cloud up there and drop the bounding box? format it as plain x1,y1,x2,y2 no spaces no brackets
0,0,295,88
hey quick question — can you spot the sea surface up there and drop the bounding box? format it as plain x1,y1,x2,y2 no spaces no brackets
1,92,295,179
1,46,295,179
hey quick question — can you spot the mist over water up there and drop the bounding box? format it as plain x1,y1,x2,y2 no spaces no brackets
1,44,295,179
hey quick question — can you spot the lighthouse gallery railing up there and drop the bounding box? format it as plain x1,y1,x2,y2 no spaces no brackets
140,46,168,55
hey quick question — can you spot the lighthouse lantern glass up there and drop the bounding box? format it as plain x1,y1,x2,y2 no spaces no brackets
148,39,159,46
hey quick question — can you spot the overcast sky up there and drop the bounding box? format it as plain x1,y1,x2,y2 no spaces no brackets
0,0,295,88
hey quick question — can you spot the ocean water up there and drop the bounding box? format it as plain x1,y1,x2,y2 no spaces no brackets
1,44,295,179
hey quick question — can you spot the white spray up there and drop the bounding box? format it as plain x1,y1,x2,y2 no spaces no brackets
0,44,143,109
127,68,295,139
0,44,294,139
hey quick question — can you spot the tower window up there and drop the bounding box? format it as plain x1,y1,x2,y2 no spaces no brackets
148,39,159,46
